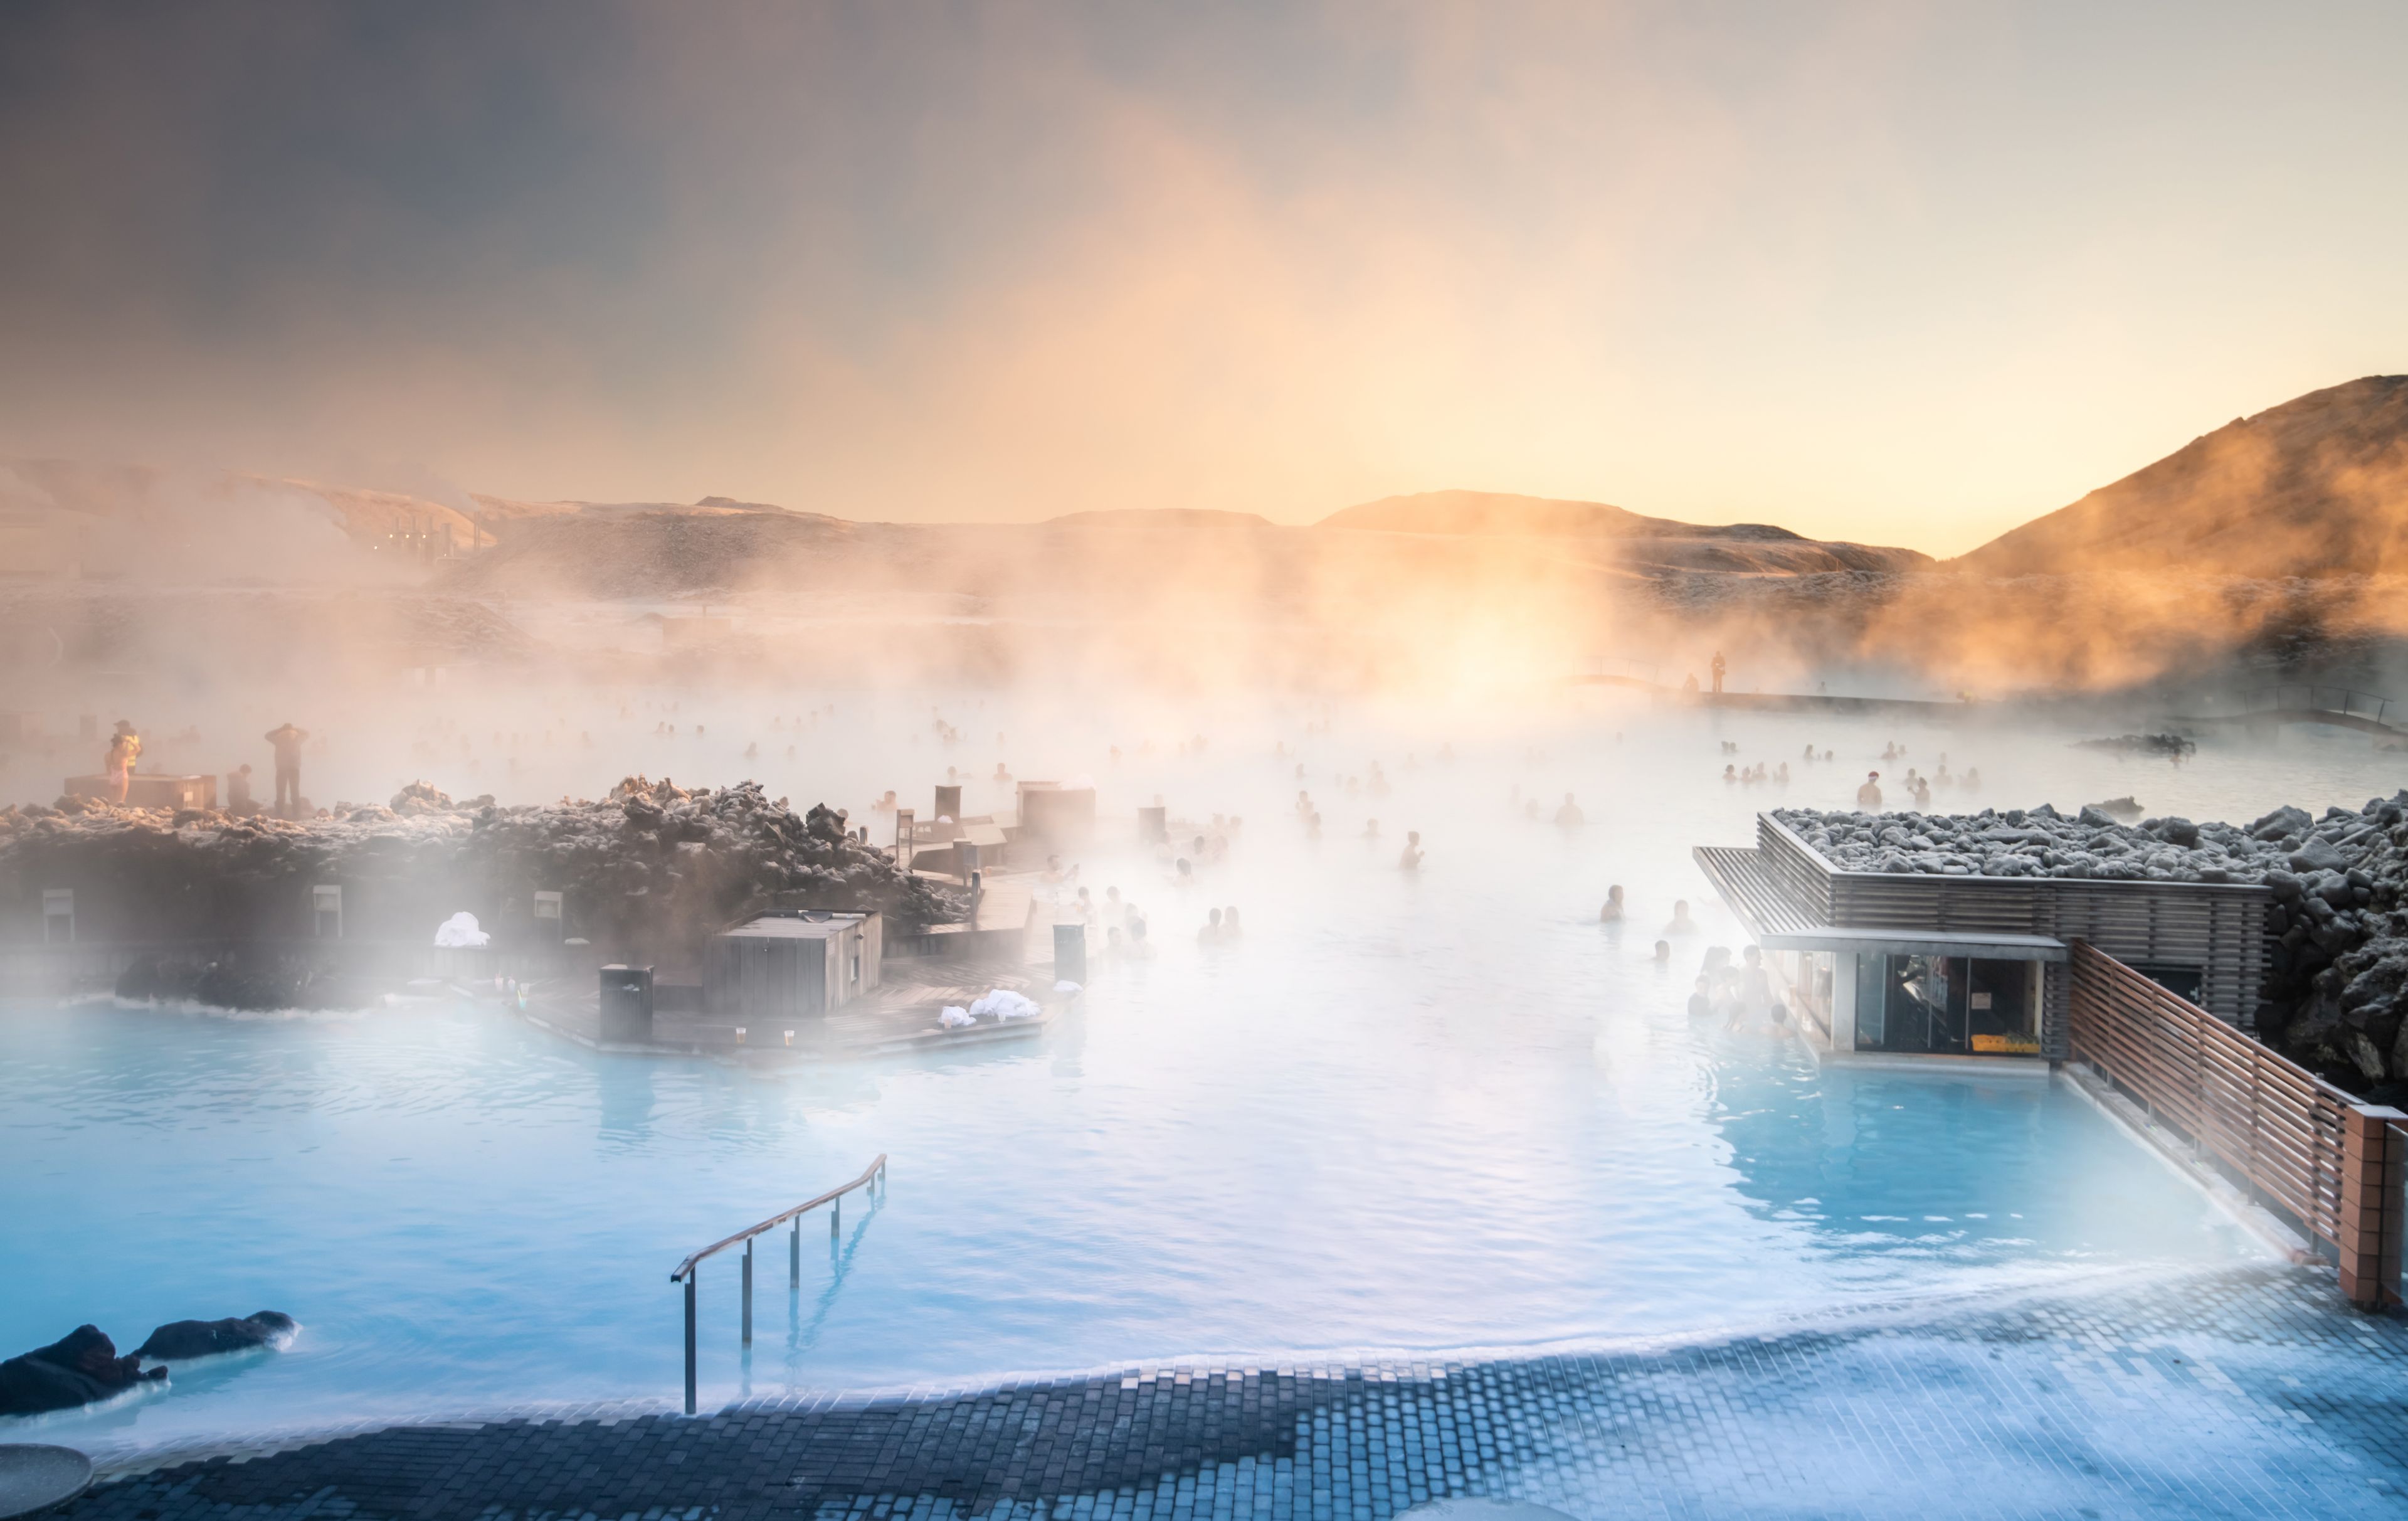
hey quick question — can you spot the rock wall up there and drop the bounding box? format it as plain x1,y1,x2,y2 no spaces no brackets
1,778,963,1001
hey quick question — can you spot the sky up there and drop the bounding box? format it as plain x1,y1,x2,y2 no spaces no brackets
1,1,2402,556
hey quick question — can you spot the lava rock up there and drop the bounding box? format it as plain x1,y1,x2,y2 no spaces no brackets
1,776,966,1009
133,1311,296,1360
2251,805,2313,841
2150,817,2201,849
2290,836,2348,873
0,1325,165,1416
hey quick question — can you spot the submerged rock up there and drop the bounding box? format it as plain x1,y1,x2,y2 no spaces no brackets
2073,733,2197,759
133,1311,296,1360
0,1325,165,1416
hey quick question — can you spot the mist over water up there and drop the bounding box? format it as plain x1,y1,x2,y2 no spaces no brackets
6,8,2407,1507
9,682,2398,1457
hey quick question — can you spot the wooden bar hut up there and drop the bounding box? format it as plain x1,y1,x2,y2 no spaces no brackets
704,909,883,1023
1694,812,2273,1071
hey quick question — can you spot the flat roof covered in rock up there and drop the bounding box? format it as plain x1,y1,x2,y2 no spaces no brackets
721,911,872,939
1771,798,2405,886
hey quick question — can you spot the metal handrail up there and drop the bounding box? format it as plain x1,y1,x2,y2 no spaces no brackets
670,1153,885,1281
2171,682,2395,729
2234,684,2392,723
670,1153,886,1414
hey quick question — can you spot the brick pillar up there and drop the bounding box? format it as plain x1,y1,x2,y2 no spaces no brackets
2338,1105,2405,1309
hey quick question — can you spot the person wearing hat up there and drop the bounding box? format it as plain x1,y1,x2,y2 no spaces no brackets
1857,770,1884,810
265,722,310,815
103,720,141,803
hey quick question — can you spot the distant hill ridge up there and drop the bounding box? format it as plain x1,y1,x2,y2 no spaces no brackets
1957,375,2408,577
1320,489,1807,543
13,375,2405,587
1045,509,1274,529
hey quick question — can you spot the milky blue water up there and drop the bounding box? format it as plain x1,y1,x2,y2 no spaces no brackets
8,696,2394,1458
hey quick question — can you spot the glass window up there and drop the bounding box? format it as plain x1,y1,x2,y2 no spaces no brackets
1965,960,2039,1054
1886,955,1955,1053
2130,963,2203,1005
1858,955,2038,1057
1854,952,1886,1047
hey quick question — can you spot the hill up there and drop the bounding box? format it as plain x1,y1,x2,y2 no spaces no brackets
1046,509,1274,530
1958,376,2408,576
1323,489,1793,540
465,493,813,522
0,458,473,581
1321,489,1931,575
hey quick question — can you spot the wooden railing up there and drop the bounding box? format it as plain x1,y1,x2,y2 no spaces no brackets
2067,940,2401,1305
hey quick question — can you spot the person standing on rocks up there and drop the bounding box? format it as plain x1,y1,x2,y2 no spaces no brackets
265,722,309,816
103,719,141,803
1709,651,1727,696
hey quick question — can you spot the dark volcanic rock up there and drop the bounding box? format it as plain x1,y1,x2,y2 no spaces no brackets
134,1311,296,1360
0,1325,165,1416
1,777,964,1004
115,946,359,1011
2074,733,2197,760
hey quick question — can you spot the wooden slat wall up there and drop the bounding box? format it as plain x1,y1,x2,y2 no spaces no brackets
1753,815,1835,925
2034,885,2270,1029
1695,847,1822,936
2068,940,2350,1248
2040,961,2071,1061
1754,815,2274,1029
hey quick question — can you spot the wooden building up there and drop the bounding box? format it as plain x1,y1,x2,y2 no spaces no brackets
1695,812,2273,1068
1015,781,1096,849
704,910,883,1023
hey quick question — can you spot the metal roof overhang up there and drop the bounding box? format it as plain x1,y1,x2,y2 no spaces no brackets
1691,845,2067,962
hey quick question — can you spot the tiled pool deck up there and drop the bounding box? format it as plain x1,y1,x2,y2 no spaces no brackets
56,1264,2408,1521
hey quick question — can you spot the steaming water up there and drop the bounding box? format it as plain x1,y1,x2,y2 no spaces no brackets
4,694,2399,1458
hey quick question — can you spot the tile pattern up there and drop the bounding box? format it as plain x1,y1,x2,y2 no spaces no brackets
58,1264,2408,1521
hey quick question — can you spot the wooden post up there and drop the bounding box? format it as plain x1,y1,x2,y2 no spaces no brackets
2338,1105,2405,1309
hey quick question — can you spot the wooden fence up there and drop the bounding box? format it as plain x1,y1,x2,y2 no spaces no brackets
2067,939,2402,1306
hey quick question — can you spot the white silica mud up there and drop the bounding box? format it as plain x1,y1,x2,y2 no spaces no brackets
3,685,2400,1458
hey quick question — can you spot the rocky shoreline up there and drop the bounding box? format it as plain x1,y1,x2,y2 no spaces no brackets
1,778,963,1009
1775,797,2408,1094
